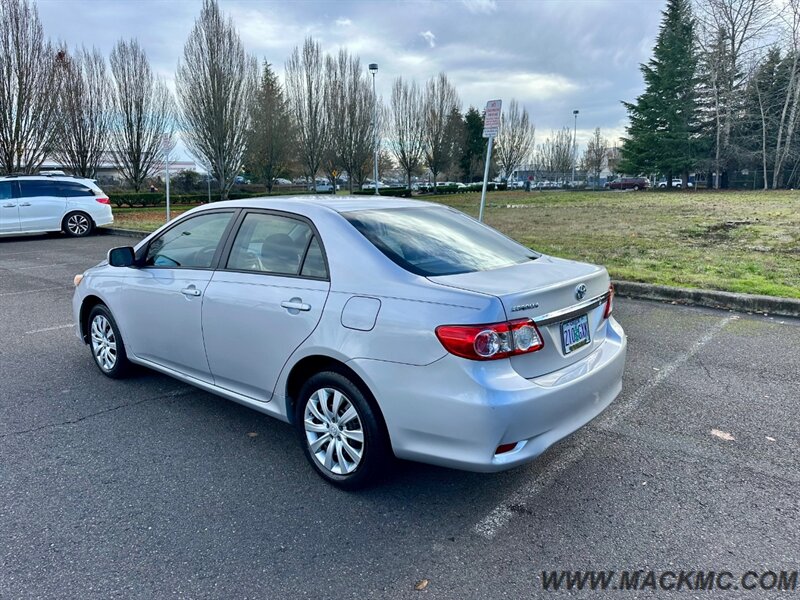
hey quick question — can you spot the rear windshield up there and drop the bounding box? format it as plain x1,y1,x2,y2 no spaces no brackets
344,206,538,276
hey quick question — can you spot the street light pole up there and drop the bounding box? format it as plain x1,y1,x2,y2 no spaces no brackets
571,109,579,185
369,63,379,196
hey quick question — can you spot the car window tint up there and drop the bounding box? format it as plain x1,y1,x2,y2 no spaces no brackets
300,236,327,278
59,182,95,197
345,207,538,277
226,213,314,276
0,181,12,200
19,180,57,197
145,211,233,269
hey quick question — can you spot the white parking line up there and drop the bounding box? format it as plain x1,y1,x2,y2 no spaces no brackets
472,313,738,540
0,286,69,297
25,323,74,334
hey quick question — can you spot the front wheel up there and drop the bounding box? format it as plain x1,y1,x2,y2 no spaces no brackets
296,371,390,489
63,212,94,237
87,304,131,378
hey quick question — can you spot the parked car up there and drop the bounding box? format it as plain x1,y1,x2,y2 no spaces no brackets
361,181,389,190
508,180,525,189
608,177,649,190
309,182,337,193
73,197,626,488
0,175,112,237
272,178,293,186
234,175,251,185
657,179,693,188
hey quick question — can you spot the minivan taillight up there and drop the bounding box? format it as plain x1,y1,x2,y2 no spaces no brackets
604,284,614,319
435,319,544,361
95,196,110,204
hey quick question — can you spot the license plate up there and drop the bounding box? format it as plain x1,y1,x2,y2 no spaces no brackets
560,314,591,355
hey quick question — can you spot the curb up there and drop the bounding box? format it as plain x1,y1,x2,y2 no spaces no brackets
98,227,148,240
96,227,800,319
613,280,800,319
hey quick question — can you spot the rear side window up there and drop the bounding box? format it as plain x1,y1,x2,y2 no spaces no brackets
226,212,325,278
19,180,57,197
0,181,12,200
58,182,95,197
344,207,538,277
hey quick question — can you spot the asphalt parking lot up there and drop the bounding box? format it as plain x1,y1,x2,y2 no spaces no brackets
1,233,798,599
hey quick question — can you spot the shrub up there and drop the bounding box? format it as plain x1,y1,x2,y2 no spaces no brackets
352,187,413,198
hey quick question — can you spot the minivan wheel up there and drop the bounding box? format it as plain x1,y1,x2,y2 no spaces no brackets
296,371,390,489
63,212,93,237
87,304,130,378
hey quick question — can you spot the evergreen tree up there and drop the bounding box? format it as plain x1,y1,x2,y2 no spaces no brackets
460,107,486,182
620,0,699,186
246,61,295,193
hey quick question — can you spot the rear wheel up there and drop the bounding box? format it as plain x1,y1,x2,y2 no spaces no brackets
296,371,390,489
633,185,640,191
63,212,93,237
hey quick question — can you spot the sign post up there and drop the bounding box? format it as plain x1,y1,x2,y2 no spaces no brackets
479,99,502,222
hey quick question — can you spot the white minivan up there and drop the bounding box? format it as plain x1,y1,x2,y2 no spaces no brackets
0,175,113,237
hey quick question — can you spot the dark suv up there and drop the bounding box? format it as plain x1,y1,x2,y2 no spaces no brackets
608,177,649,191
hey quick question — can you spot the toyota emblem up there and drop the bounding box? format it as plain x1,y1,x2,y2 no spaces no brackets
575,284,587,300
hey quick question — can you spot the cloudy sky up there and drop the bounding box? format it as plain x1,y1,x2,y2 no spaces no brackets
38,0,665,163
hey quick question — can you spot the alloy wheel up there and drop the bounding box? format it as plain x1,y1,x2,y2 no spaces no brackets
67,214,90,235
90,314,117,371
304,387,364,475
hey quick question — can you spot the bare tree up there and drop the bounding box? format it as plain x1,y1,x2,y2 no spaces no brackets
495,99,535,181
0,0,63,174
582,127,609,188
246,61,295,194
285,37,327,191
176,0,256,200
697,0,773,187
770,0,800,187
423,72,460,190
389,77,425,189
324,49,377,192
53,47,112,178
536,128,573,181
109,39,173,191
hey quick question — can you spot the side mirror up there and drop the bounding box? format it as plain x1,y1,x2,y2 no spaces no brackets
108,246,136,267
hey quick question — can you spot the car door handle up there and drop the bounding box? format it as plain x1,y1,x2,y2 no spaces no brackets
180,286,202,297
281,300,311,312
18,202,31,207
2,203,15,208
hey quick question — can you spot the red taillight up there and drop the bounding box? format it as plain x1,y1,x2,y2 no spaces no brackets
435,318,544,361
604,284,614,319
95,196,110,204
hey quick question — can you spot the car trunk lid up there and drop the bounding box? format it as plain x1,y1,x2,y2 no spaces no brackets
428,255,611,378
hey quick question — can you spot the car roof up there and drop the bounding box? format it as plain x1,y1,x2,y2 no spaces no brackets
0,174,97,184
199,195,440,215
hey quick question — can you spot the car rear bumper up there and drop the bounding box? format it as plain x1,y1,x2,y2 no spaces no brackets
350,316,626,472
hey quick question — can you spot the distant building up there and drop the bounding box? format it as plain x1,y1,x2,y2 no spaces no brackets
39,152,199,183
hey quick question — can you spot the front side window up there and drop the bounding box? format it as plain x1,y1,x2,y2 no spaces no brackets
145,211,233,269
226,212,325,277
344,207,538,277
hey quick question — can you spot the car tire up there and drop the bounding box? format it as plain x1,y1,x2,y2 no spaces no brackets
63,211,94,237
633,185,640,191
87,304,131,378
296,370,391,489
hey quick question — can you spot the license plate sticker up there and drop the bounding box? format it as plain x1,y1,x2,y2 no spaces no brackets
560,314,591,355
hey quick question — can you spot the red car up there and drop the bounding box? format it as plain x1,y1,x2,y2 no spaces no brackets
608,177,649,190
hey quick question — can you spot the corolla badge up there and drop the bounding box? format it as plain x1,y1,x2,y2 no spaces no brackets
575,283,588,300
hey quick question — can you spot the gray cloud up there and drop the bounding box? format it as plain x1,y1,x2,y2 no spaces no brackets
36,0,665,156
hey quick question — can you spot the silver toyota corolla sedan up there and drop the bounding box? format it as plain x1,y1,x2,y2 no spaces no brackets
72,196,626,488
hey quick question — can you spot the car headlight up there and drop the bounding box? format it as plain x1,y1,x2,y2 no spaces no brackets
73,273,84,287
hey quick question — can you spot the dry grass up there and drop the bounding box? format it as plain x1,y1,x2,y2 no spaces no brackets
110,189,800,298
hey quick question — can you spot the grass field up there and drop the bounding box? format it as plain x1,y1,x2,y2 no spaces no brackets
110,189,800,299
